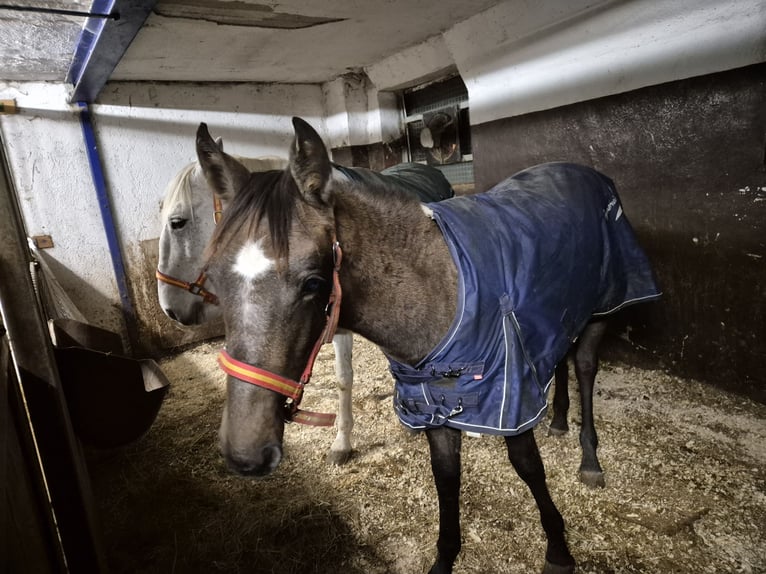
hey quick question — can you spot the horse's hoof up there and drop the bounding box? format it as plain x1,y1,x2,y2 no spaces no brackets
326,449,352,466
548,425,568,437
579,469,606,488
542,560,575,574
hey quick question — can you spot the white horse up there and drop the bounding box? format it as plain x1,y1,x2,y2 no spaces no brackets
157,132,454,465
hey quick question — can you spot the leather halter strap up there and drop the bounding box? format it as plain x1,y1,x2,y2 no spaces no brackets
213,194,223,224
217,240,343,427
156,194,225,305
155,268,219,305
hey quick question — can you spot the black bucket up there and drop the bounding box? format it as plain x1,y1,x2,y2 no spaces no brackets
50,319,170,449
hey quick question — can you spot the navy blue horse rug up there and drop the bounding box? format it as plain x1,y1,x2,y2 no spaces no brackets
390,162,661,436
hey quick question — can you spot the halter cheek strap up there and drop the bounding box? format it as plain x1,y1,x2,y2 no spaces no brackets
213,194,223,224
217,240,343,428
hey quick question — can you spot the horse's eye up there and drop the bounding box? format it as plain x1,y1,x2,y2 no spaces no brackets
170,218,187,230
302,277,326,295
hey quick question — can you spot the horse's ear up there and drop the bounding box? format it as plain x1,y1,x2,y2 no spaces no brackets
215,136,224,151
289,117,332,206
196,123,249,201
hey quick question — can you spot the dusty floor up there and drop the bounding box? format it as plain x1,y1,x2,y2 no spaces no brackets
87,336,766,574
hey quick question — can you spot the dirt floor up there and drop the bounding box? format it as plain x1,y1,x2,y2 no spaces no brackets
86,336,766,574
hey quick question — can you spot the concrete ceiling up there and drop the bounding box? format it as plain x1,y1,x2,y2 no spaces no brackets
1,0,95,81
1,0,505,95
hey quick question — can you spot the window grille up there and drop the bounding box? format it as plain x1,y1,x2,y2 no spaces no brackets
401,74,472,186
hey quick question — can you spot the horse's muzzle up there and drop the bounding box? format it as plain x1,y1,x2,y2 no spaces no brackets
224,443,283,477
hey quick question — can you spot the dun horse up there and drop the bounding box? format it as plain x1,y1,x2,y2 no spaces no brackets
156,128,454,463
198,118,660,573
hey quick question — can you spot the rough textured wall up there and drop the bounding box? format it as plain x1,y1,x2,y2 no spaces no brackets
0,81,328,356
471,64,765,403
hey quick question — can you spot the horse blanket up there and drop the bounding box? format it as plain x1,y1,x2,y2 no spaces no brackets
390,162,661,436
334,162,454,203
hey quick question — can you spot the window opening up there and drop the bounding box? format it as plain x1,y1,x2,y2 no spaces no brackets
402,74,473,187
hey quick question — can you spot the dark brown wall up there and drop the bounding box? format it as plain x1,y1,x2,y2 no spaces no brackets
472,63,766,403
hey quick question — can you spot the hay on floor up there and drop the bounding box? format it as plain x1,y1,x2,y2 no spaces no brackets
86,336,766,574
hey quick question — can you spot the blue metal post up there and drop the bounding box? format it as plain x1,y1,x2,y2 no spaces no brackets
78,102,137,353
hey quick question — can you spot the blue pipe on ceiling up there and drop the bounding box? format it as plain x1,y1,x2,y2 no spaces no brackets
66,0,115,89
67,0,157,104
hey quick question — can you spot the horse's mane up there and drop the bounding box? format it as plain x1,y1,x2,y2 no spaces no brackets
161,156,288,224
160,161,197,223
205,163,429,266
206,169,300,264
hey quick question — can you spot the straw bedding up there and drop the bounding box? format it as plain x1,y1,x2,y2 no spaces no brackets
87,336,766,574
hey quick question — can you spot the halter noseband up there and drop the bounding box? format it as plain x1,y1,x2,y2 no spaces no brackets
156,195,223,305
218,240,343,427
155,268,219,305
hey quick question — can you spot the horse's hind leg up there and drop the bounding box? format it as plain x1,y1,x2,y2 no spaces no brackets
548,360,571,436
426,427,463,574
327,331,354,465
575,319,608,488
505,430,575,574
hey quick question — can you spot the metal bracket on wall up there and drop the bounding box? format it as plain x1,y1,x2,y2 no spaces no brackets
0,99,18,114
32,235,54,249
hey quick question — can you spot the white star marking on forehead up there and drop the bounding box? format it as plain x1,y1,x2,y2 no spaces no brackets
234,239,274,280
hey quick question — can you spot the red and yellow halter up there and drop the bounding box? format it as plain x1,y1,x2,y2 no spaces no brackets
218,239,343,427
155,195,223,305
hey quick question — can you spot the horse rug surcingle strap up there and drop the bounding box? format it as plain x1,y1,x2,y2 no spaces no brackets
389,162,661,436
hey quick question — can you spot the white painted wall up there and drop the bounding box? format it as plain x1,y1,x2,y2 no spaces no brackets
369,0,766,125
92,81,326,249
0,83,121,331
0,81,326,338
1,0,763,346
323,73,399,149
447,0,766,125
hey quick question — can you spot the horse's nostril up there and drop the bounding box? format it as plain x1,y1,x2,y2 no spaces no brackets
168,306,201,326
261,444,282,472
226,444,282,477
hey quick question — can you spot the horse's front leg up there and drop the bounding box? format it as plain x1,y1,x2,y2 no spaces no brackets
574,320,607,487
426,426,462,574
327,331,354,465
505,429,575,574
